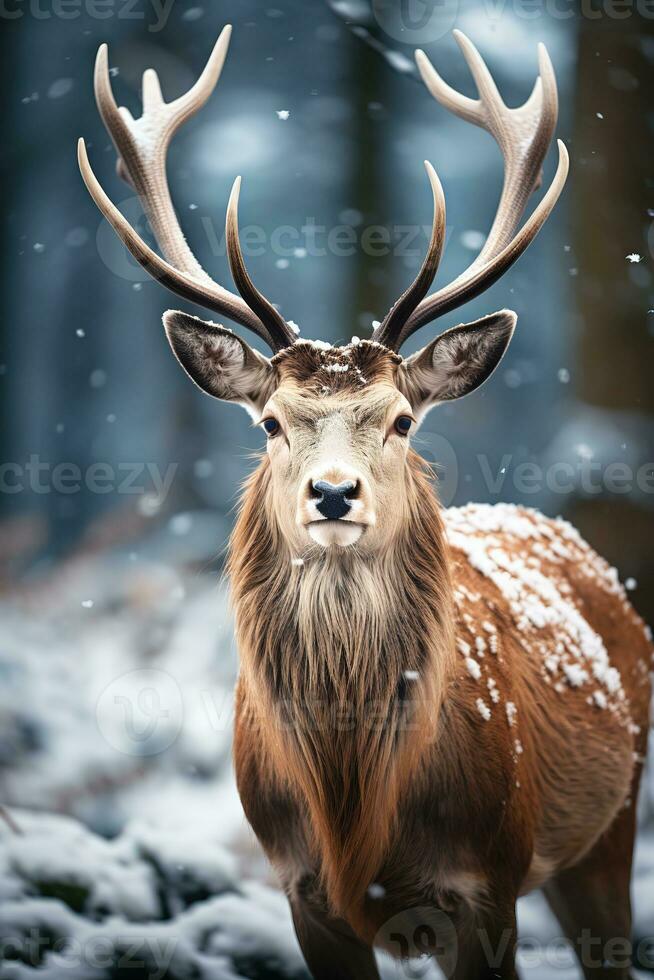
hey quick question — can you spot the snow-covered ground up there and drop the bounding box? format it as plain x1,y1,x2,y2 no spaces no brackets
0,544,652,978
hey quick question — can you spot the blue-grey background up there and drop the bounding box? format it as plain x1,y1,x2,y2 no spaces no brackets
1,0,652,613
0,3,653,978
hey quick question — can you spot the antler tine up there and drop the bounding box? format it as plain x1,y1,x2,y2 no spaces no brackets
373,33,567,351
387,141,568,348
453,30,503,109
226,178,297,349
414,48,480,125
535,41,559,143
81,27,296,352
458,34,559,266
170,28,232,121
94,43,133,170
141,67,164,113
77,138,285,350
93,27,229,277
373,162,446,349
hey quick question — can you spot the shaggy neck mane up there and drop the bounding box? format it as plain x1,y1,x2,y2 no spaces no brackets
228,451,454,921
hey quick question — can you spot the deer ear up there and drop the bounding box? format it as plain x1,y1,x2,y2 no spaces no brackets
398,310,517,416
163,311,276,419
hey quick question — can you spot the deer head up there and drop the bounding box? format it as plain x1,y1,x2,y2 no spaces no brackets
79,26,568,553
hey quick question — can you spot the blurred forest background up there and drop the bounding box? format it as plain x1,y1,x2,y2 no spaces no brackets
0,1,653,978
0,0,652,607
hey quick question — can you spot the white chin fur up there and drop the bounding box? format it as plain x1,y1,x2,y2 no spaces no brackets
307,521,364,548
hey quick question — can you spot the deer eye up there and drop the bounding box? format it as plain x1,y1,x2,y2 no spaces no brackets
395,415,413,436
262,417,280,437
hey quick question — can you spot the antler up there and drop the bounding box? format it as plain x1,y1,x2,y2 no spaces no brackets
373,31,569,352
78,25,296,352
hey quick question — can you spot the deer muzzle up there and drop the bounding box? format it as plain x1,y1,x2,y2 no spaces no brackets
297,464,375,548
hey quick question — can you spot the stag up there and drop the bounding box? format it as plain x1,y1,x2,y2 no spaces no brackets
79,27,651,980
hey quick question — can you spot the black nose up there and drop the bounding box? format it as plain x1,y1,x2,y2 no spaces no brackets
312,480,357,521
